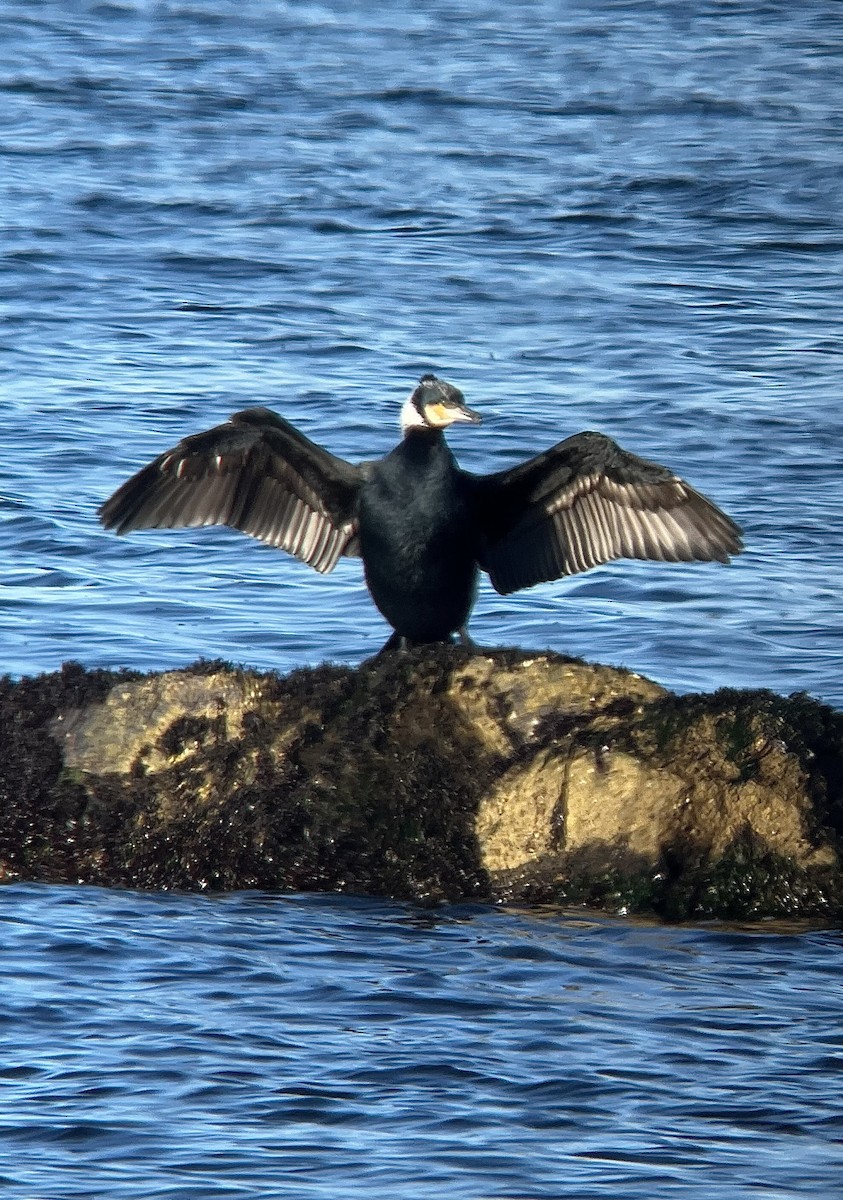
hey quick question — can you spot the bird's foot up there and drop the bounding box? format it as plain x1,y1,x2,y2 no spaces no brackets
373,629,478,657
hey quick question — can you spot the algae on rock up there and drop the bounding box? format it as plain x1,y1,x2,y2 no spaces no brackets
1,650,841,920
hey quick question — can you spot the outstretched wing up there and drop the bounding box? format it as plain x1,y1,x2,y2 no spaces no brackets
99,407,363,574
470,431,743,595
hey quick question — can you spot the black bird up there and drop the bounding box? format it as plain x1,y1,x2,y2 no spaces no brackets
99,374,743,649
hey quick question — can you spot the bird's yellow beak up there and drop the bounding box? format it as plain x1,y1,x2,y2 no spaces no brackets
423,401,482,428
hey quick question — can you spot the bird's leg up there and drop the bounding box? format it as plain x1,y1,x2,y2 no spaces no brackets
374,629,477,657
374,631,412,656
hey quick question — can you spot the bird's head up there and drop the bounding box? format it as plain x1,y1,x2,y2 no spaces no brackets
400,374,482,435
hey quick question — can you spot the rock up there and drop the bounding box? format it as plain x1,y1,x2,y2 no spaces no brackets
1,649,841,920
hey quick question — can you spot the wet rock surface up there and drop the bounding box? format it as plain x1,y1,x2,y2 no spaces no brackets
1,649,841,920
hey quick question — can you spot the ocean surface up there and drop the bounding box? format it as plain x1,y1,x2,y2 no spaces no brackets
1,885,842,1200
1,2,842,1197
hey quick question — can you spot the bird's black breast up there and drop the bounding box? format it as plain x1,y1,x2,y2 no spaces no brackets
357,433,479,642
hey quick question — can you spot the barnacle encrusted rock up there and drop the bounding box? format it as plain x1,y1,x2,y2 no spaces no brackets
1,650,841,920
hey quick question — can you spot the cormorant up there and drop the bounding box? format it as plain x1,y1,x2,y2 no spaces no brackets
99,374,743,649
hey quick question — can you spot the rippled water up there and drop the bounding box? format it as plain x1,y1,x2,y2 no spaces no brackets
1,885,841,1200
1,0,842,700
2,6,842,1197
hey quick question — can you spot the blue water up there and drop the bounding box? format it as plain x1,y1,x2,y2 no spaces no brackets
1,885,841,1200
2,0,842,700
2,3,843,1196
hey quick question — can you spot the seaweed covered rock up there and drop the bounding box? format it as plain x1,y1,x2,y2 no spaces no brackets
1,650,842,920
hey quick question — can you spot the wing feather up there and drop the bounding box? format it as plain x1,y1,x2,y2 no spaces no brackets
471,431,742,595
99,407,363,573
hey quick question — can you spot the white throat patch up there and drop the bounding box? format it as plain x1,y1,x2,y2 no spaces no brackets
400,394,428,434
